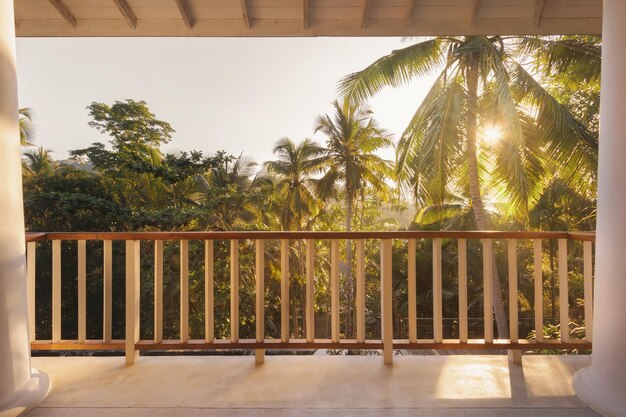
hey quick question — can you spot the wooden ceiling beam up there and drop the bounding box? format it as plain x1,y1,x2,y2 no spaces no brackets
534,0,546,27
241,0,251,29
48,0,77,27
404,0,418,27
113,0,137,29
470,0,480,27
303,0,309,29
174,0,193,29
361,0,372,29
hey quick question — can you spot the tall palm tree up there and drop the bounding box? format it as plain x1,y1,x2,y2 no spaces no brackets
19,108,36,146
314,98,393,336
339,36,598,338
23,147,53,174
264,138,326,231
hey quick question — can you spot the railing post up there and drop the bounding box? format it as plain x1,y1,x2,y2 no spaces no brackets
77,239,87,343
230,239,239,343
507,239,521,363
125,240,140,365
458,239,468,343
27,241,36,342
180,240,189,343
408,239,417,343
205,240,214,343
533,239,543,342
52,240,61,344
482,239,493,343
154,240,163,343
558,238,569,342
380,239,393,364
280,239,289,342
103,240,113,343
432,238,443,343
356,239,366,344
305,239,315,343
255,239,265,364
331,239,340,343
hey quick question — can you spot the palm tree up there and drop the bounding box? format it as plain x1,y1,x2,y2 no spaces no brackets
264,138,326,231
339,36,598,338
23,147,53,174
314,98,393,336
19,108,36,146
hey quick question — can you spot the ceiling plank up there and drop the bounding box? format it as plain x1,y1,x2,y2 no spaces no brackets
361,0,372,29
112,0,137,29
241,0,251,29
470,0,480,27
534,0,546,27
404,0,418,27
174,0,193,29
48,0,77,27
303,0,309,30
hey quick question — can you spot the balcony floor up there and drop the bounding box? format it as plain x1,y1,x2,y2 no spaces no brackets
28,354,599,417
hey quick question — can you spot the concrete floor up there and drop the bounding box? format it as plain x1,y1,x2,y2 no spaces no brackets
28,355,600,417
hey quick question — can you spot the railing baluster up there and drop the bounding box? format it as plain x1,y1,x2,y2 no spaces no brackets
380,239,393,364
508,239,518,343
408,239,417,343
583,241,593,342
458,239,468,343
205,240,214,343
533,239,543,342
508,239,522,363
27,241,36,342
280,239,289,342
78,239,87,343
255,239,265,364
180,240,189,343
306,239,315,343
125,240,140,365
433,238,443,343
482,239,493,343
52,240,61,343
356,239,366,344
331,239,340,343
558,238,569,342
230,239,239,343
154,240,163,343
103,240,112,343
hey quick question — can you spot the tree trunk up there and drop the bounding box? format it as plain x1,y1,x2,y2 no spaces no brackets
345,194,354,338
465,54,510,339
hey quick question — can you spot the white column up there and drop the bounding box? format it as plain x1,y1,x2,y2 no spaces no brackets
573,1,626,415
0,0,50,415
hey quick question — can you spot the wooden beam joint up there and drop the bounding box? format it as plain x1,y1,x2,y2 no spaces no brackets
303,0,310,30
48,0,77,27
361,0,372,29
470,0,480,27
534,0,546,28
404,0,418,27
175,0,194,29
113,0,137,29
241,0,251,29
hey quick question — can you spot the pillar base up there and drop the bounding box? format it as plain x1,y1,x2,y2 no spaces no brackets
0,369,50,417
574,366,626,417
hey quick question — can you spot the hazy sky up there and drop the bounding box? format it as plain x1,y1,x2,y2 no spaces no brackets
16,37,436,165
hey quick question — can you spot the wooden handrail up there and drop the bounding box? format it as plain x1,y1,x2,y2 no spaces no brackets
27,230,595,241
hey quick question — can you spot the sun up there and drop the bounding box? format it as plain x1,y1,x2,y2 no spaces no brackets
482,125,503,145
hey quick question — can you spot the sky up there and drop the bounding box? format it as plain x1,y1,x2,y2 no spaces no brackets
16,37,436,165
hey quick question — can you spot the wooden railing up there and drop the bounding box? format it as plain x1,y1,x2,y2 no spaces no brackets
24,231,595,364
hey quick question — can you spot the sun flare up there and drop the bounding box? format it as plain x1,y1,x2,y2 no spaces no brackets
482,125,503,145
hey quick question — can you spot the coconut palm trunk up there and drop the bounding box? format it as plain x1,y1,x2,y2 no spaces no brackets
466,56,510,339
